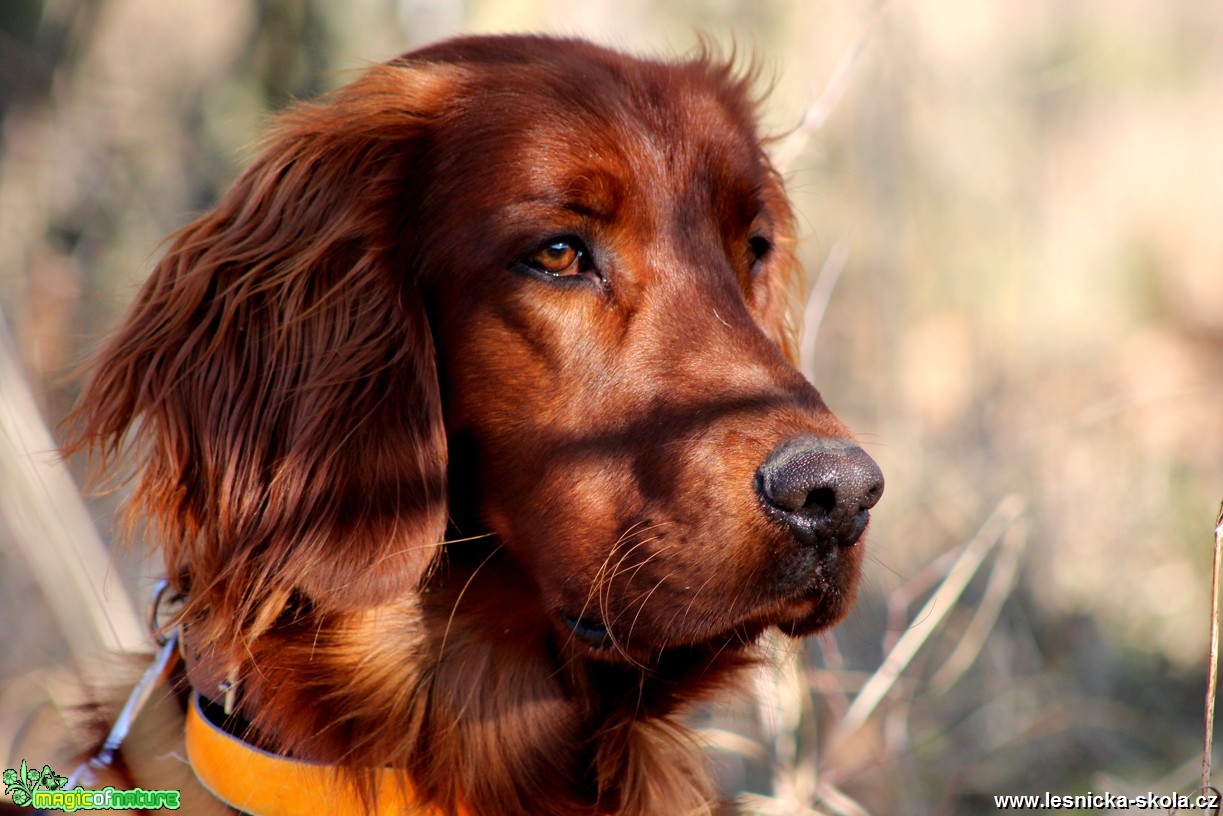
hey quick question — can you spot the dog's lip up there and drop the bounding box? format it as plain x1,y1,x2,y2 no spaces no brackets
561,606,794,656
556,547,856,654
561,614,613,649
557,572,848,653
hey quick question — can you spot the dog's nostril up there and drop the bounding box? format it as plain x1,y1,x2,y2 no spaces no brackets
862,481,883,511
756,435,884,548
803,487,837,515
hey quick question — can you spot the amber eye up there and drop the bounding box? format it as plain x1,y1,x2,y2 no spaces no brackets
527,239,584,277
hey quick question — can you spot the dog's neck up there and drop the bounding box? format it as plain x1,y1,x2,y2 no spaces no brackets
181,545,757,816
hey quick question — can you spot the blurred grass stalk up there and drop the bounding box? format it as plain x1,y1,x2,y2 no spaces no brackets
1204,501,1223,792
0,315,143,666
703,496,1028,815
828,495,1027,756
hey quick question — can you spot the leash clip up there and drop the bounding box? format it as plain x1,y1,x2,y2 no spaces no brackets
66,578,183,789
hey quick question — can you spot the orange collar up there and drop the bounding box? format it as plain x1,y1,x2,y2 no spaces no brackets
185,693,467,815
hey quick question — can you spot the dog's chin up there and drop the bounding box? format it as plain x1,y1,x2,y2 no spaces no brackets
770,591,857,638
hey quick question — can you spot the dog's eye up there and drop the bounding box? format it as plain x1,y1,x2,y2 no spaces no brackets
748,235,772,275
527,239,586,277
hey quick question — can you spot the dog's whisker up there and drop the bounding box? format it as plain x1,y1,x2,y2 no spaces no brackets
436,544,504,666
624,569,683,651
673,571,720,633
609,541,673,583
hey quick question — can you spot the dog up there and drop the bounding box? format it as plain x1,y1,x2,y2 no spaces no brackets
65,34,883,816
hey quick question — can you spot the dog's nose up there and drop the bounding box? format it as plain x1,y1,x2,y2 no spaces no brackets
755,436,884,548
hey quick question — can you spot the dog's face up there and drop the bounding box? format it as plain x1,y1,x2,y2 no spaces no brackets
411,41,880,657
70,35,881,669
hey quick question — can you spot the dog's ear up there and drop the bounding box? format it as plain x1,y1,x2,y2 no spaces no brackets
68,63,460,629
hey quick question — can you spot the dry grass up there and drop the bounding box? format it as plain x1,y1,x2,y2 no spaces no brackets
2,2,1222,813
1204,503,1223,792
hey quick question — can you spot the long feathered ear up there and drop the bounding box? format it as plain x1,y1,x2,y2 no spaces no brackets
67,62,459,634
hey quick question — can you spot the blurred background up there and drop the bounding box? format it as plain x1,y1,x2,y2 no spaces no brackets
1,1,1221,813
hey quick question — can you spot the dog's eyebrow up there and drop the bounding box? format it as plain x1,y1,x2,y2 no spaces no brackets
511,167,626,223
562,171,624,217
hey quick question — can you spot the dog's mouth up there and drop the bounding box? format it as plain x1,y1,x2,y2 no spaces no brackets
562,614,614,650
560,609,778,659
555,533,863,658
559,575,855,660
560,611,754,661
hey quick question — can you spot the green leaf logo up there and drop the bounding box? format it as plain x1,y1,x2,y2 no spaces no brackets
3,758,65,807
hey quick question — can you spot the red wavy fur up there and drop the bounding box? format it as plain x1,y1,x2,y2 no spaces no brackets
67,35,880,816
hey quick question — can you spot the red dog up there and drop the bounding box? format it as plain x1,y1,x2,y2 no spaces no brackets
69,35,882,816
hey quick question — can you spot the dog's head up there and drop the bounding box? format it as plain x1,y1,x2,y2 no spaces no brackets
70,35,881,664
